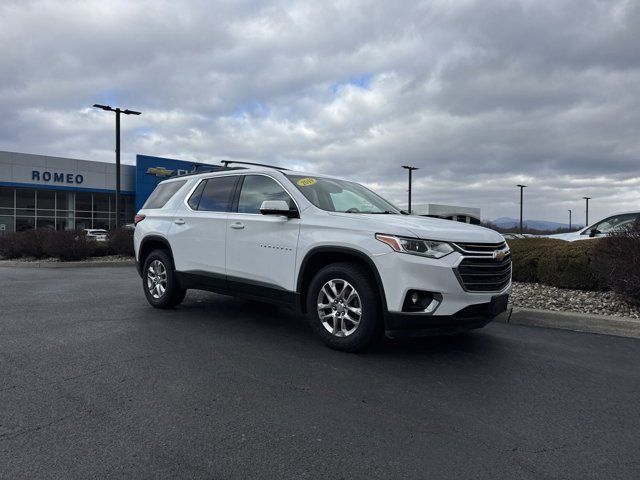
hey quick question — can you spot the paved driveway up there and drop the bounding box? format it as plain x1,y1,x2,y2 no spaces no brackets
1,266,639,479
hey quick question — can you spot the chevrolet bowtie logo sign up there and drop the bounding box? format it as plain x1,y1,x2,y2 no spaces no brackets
146,166,175,177
492,250,507,261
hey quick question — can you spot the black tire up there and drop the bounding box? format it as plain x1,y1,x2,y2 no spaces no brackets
142,249,186,309
306,262,382,352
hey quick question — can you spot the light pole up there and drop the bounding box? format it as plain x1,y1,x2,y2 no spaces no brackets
568,209,572,230
401,165,419,214
516,185,527,234
93,104,141,228
583,196,591,227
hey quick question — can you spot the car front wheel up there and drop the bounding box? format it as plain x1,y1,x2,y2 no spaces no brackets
306,262,381,352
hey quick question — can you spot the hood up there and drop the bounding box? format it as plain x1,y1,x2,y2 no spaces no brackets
546,231,587,241
328,213,504,244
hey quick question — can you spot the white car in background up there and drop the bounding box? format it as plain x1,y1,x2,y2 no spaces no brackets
548,211,639,241
83,229,108,242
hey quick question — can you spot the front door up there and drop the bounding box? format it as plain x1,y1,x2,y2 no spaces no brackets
225,174,300,300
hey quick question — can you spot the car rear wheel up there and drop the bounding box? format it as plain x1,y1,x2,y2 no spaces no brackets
306,262,381,352
143,250,186,309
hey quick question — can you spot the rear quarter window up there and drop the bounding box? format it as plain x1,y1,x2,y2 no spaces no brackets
142,180,187,209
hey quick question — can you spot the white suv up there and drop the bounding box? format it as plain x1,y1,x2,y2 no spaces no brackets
134,162,511,352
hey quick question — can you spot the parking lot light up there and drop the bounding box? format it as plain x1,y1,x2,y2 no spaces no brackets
516,185,527,234
583,197,592,226
402,165,419,214
92,104,142,228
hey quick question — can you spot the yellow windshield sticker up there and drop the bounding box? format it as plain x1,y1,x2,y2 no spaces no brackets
297,177,317,187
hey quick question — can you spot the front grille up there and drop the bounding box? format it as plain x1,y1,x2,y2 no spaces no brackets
453,241,508,254
455,254,512,292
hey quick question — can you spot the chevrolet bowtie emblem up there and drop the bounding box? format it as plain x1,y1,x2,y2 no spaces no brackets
492,250,507,261
146,166,175,177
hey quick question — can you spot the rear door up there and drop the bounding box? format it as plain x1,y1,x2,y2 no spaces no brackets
169,175,240,286
225,174,301,300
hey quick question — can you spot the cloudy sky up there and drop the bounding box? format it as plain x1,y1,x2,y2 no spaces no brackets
1,0,638,222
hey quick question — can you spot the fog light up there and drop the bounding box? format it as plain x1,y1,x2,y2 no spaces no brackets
402,290,442,313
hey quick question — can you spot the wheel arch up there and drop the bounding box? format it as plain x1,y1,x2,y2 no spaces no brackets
138,235,175,276
297,246,388,314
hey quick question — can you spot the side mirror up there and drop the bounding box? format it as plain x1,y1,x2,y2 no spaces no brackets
259,200,298,218
589,228,598,238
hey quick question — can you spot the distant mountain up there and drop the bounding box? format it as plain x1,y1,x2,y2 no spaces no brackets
490,217,584,231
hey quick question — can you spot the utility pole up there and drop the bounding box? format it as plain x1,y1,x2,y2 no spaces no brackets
93,104,141,228
516,185,527,234
568,209,572,230
583,197,591,227
401,166,419,214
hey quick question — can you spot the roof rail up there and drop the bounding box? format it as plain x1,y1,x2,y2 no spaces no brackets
175,165,244,178
220,160,289,171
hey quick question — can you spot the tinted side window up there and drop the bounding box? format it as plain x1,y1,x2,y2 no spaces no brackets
237,175,294,214
197,176,238,212
143,180,187,209
187,180,206,210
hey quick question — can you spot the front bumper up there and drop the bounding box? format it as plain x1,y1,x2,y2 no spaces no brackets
384,294,509,338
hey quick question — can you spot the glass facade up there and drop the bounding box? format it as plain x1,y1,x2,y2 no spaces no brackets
0,186,135,234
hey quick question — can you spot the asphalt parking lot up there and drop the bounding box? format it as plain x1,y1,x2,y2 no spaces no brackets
1,266,639,479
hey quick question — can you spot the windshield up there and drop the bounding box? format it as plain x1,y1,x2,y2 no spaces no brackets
287,175,401,214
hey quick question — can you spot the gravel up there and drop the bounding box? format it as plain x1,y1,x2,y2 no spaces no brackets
509,282,640,319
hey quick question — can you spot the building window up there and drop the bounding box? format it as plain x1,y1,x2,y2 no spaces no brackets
56,191,74,211
16,189,35,212
0,215,13,234
16,217,35,232
75,192,92,213
0,187,13,208
37,190,56,210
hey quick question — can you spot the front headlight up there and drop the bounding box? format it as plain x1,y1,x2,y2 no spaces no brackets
375,234,454,259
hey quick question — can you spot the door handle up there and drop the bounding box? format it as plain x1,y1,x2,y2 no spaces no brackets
174,218,185,225
230,222,245,230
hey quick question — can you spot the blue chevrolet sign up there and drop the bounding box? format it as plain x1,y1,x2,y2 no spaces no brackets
135,155,210,210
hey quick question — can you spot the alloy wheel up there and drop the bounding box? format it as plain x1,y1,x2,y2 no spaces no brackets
316,278,362,337
147,259,168,299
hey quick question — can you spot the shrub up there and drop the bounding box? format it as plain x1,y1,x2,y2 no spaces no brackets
508,238,565,283
508,237,607,291
592,221,640,304
107,228,134,256
536,240,607,291
43,230,97,261
0,229,54,259
0,232,22,259
18,229,54,259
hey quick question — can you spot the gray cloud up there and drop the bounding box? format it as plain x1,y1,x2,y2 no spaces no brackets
1,0,638,222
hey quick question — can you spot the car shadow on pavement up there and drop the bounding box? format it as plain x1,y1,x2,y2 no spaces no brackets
175,290,504,358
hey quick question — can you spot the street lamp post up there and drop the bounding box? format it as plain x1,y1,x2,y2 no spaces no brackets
93,104,141,228
401,165,419,214
516,185,527,234
568,209,572,230
583,197,592,227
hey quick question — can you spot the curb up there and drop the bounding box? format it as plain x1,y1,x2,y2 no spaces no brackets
496,308,640,340
0,260,135,268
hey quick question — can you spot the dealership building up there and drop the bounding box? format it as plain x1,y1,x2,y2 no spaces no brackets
0,150,210,234
1,150,482,233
